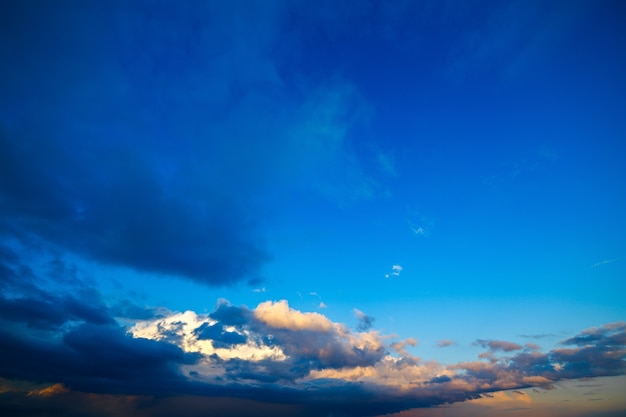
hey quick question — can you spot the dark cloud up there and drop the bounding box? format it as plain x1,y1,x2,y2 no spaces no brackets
428,375,452,384
560,322,626,347
0,254,113,330
0,128,269,285
0,323,198,396
453,324,626,393
109,300,164,321
354,308,375,331
209,299,252,326
0,250,198,397
0,293,113,329
194,323,247,348
0,0,375,287
2,284,626,417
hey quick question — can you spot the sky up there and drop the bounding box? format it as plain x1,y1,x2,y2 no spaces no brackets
0,0,625,416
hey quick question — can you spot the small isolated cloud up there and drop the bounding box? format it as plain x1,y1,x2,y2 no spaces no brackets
437,339,456,348
476,339,523,352
319,302,328,309
252,287,266,293
412,226,428,236
408,219,430,237
591,259,617,268
354,308,376,331
385,264,403,278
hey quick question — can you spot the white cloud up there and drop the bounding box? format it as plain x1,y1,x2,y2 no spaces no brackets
591,258,617,268
129,310,286,362
385,264,403,278
254,300,333,332
125,300,626,411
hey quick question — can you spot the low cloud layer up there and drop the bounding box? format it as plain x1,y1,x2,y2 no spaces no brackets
1,253,625,416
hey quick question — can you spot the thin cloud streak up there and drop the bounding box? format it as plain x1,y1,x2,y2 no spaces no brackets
591,259,618,268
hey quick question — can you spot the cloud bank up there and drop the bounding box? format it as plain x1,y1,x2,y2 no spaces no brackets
1,254,625,416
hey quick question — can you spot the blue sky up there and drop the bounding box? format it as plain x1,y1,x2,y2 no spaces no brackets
1,1,625,416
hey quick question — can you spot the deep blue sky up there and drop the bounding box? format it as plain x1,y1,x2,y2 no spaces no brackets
1,1,625,416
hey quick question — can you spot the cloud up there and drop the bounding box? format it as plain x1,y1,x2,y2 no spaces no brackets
591,259,618,268
391,338,418,357
254,300,332,332
123,304,626,413
385,264,403,278
0,0,375,287
524,343,541,351
408,216,431,238
476,339,523,352
560,322,626,347
194,323,248,349
1,241,626,416
437,340,456,348
354,308,376,331
410,224,429,237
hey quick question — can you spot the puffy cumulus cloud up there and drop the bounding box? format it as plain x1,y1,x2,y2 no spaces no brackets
126,302,626,413
391,338,418,357
130,308,286,365
129,300,386,384
254,300,332,332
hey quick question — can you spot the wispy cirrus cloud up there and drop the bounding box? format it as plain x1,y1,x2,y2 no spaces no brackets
591,258,618,268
